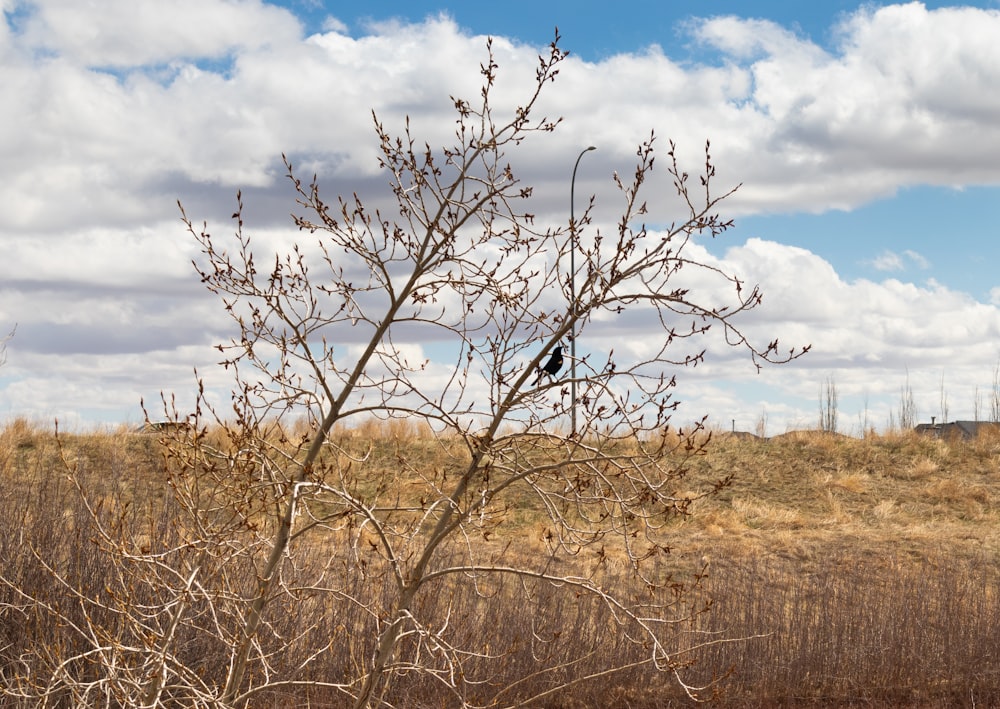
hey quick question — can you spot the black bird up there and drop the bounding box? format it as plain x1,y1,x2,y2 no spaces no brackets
533,346,564,386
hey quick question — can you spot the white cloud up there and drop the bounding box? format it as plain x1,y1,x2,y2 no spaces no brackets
868,248,930,272
674,3,1000,212
673,238,1000,431
6,3,1000,231
320,16,348,34
871,250,904,271
3,3,1000,431
902,249,930,269
11,0,302,66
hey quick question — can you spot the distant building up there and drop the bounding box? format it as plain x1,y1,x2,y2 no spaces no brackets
135,420,193,434
914,419,1000,439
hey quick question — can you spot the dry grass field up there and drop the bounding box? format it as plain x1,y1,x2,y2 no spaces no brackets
678,427,1000,564
2,418,1000,707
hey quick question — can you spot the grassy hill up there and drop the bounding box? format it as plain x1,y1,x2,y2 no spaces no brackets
2,419,999,707
679,428,1000,563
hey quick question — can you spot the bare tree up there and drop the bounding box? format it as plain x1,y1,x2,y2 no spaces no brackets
755,409,769,438
859,389,871,437
1,36,806,708
819,375,838,433
0,324,13,368
991,359,1000,423
899,370,918,430
938,371,949,425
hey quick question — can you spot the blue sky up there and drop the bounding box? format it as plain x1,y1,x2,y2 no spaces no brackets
738,185,1000,301
4,0,1000,433
290,1,874,58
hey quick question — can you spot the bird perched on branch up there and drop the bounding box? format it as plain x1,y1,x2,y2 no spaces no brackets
533,345,564,386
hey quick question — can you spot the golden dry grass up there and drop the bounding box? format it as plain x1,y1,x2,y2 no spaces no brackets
669,428,1000,566
4,420,1000,707
4,421,1000,563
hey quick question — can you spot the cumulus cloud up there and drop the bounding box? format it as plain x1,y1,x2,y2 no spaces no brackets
9,0,303,66
677,2,1000,212
3,2,1000,432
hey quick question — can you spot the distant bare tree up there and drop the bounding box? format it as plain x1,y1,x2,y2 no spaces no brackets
991,359,1000,423
755,409,769,438
819,375,838,433
858,390,872,437
899,370,918,430
0,325,13,368
1,36,806,708
939,371,949,424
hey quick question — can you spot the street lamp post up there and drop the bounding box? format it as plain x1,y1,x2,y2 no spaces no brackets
569,146,596,436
